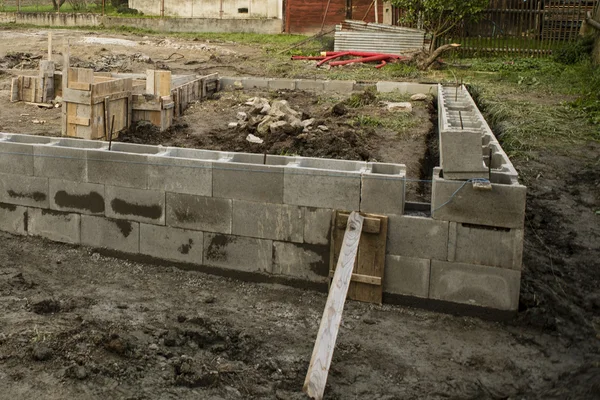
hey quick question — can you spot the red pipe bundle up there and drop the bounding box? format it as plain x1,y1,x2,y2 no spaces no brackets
292,51,408,69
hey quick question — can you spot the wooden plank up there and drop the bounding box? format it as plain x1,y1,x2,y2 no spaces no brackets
336,213,380,233
10,78,20,102
91,91,130,105
303,211,364,400
66,103,77,137
62,88,91,104
61,40,69,137
68,81,91,91
67,115,90,126
48,31,52,61
328,271,382,285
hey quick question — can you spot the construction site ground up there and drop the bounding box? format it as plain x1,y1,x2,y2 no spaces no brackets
0,27,599,399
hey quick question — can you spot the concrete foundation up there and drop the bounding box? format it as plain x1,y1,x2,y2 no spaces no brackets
0,82,526,315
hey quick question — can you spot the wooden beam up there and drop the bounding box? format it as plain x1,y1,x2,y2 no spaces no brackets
68,81,91,91
303,211,364,400
328,271,382,285
336,213,380,233
67,116,90,126
48,32,52,61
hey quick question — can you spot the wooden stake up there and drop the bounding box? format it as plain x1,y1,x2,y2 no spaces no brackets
48,32,52,61
303,211,364,400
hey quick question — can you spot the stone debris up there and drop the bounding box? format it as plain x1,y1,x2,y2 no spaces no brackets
411,93,428,101
317,125,329,131
237,98,311,138
385,102,413,112
246,134,264,144
228,122,238,129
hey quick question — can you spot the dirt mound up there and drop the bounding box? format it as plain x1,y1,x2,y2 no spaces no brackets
0,52,40,69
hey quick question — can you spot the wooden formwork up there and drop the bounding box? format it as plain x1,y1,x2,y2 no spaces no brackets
61,67,133,140
10,61,57,104
171,72,219,117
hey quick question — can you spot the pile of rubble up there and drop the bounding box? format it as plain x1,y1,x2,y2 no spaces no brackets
230,97,327,144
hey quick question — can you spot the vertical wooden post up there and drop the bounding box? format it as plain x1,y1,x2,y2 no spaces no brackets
48,32,52,61
303,212,364,400
374,0,378,23
102,0,105,15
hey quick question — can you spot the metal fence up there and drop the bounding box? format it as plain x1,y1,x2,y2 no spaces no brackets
393,0,599,56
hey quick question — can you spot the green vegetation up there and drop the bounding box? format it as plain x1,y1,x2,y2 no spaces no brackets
390,0,488,51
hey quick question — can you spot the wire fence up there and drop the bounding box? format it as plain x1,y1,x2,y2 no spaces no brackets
393,0,599,57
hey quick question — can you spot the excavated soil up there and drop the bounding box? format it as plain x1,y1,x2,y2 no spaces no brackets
0,27,599,399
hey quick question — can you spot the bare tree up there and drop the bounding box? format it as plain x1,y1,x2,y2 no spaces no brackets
52,0,66,11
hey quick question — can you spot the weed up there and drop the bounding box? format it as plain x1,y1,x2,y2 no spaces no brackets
345,88,378,108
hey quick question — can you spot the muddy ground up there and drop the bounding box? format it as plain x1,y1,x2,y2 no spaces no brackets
0,27,599,399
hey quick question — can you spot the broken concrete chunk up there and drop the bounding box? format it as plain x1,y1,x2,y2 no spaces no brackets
246,97,270,115
386,102,413,112
228,122,238,129
301,118,315,128
246,134,264,144
317,125,329,131
236,111,248,121
411,93,428,101
269,100,299,120
269,120,291,135
256,115,277,135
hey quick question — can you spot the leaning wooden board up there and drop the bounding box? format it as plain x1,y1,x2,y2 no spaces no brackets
330,211,388,304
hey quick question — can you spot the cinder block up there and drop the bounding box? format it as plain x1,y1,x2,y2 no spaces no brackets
105,186,165,225
166,193,231,233
429,260,521,311
203,233,272,273
268,79,296,91
34,145,87,182
232,200,303,242
296,79,325,91
284,168,361,210
387,215,448,260
218,77,243,90
431,169,526,229
303,207,333,245
324,80,355,93
28,208,80,244
448,222,523,270
0,203,27,235
0,141,34,176
148,155,212,196
242,77,271,89
439,130,488,179
49,179,105,215
377,81,436,94
384,255,431,298
361,163,406,215
81,215,139,253
213,163,284,204
0,172,48,208
272,241,329,282
87,149,149,189
140,223,204,264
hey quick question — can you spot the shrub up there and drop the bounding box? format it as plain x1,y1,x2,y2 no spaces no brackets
553,36,595,65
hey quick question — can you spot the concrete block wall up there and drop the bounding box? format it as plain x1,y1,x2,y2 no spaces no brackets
438,84,518,184
0,82,525,314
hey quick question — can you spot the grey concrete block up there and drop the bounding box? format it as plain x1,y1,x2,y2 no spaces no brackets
87,149,149,189
219,77,243,90
361,163,406,215
268,79,296,91
284,168,361,210
439,130,487,179
166,193,231,233
105,186,165,225
448,222,523,270
384,255,430,298
232,200,303,242
203,233,272,273
324,80,355,93
49,179,105,215
28,208,80,244
303,207,333,245
0,172,48,208
213,163,284,204
81,215,139,253
34,145,87,182
387,215,448,260
296,79,325,91
429,260,521,311
377,81,436,94
273,241,329,283
431,169,527,229
140,223,204,264
0,203,27,235
243,77,271,89
148,155,212,196
0,141,34,176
